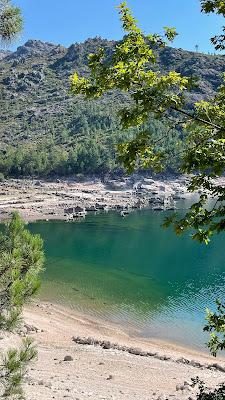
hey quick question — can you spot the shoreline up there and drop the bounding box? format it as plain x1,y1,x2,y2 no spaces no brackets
24,302,225,365
1,303,225,399
16,301,225,399
34,296,220,357
1,176,225,398
0,175,224,222
0,175,195,222
24,301,225,364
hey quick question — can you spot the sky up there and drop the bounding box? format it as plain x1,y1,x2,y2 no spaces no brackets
9,0,224,54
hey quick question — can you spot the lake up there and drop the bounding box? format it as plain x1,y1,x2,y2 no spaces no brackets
28,210,225,351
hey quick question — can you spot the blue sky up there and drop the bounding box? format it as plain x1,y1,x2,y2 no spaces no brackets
10,0,224,53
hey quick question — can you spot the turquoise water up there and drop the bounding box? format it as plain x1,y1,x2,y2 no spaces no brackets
28,210,225,351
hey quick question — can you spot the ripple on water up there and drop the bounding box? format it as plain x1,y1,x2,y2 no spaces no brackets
29,211,225,351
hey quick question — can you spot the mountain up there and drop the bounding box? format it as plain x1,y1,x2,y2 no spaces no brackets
0,50,11,60
0,38,224,177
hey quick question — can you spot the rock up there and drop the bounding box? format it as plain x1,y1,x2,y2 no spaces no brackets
106,374,113,380
102,341,111,349
189,360,202,368
63,355,73,361
86,205,97,211
157,355,171,361
24,323,39,333
35,180,42,186
139,351,148,357
176,383,191,392
176,357,190,365
147,351,157,357
128,347,142,355
107,181,127,190
208,362,225,372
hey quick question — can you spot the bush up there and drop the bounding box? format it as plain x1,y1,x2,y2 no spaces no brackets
192,377,225,400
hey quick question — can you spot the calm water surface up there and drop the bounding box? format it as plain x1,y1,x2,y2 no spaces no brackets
28,210,225,351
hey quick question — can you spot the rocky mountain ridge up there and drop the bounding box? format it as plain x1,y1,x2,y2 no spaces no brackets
0,38,224,176
1,38,224,138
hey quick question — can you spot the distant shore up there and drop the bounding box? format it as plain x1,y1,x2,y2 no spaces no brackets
0,175,201,222
1,301,224,400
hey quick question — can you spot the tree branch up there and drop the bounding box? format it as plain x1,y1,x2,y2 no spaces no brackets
171,106,225,131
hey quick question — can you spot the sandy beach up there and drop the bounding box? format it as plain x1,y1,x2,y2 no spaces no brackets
1,302,225,400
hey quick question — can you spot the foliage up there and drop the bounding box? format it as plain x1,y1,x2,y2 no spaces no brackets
71,2,225,245
0,337,37,399
201,0,225,49
203,300,225,356
0,37,223,177
163,77,225,244
70,1,225,358
0,118,182,177
0,7,39,398
0,212,44,331
191,377,225,399
0,0,23,45
71,4,192,124
0,214,43,398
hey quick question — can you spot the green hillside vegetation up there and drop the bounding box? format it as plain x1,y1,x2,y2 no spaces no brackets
0,38,224,177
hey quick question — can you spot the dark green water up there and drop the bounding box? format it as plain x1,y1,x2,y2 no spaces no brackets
28,210,225,351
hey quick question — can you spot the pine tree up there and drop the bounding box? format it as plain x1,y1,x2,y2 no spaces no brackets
0,212,44,330
0,213,44,399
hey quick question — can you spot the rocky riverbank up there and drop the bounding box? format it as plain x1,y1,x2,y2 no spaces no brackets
0,175,200,222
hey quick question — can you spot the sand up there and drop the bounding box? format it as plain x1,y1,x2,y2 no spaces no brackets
1,302,224,400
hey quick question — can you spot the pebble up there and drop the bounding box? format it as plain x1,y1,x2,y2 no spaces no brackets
63,355,73,361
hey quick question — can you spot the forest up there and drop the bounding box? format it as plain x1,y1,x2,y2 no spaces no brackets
0,35,224,177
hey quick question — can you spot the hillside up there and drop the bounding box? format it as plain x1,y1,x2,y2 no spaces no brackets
0,38,224,177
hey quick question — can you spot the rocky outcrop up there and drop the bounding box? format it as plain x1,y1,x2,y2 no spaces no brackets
5,39,66,62
0,50,11,60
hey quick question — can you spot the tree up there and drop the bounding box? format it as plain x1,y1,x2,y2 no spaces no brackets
0,4,39,399
70,1,225,355
71,1,225,245
204,300,225,356
0,213,44,399
0,212,44,330
0,338,37,399
0,0,23,45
